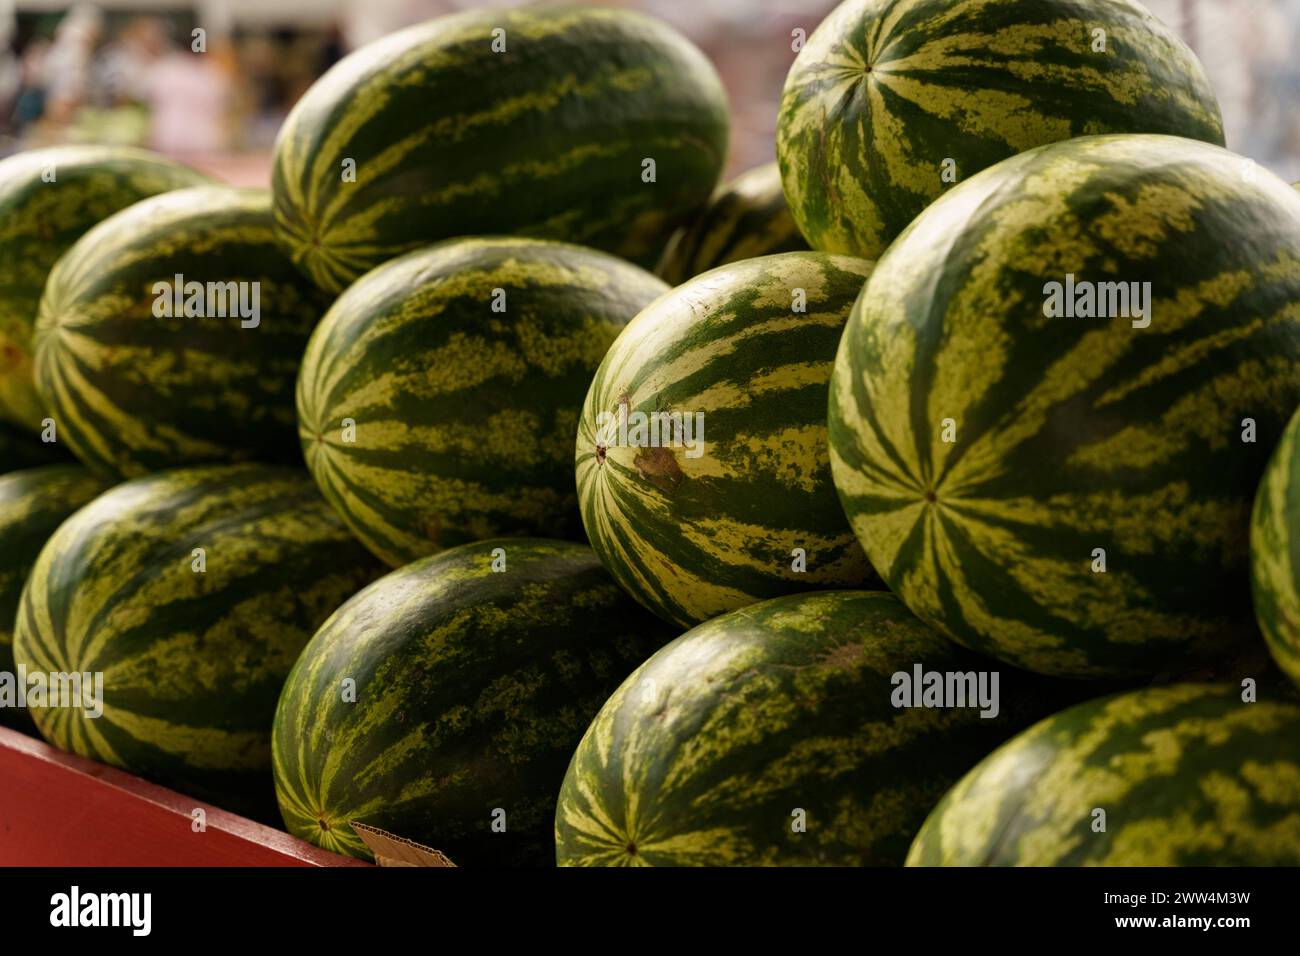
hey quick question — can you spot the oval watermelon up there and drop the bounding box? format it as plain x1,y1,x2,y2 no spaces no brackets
778,0,1225,260
33,186,334,479
0,422,72,470
907,683,1300,865
829,134,1300,679
556,589,1095,866
298,237,669,567
0,146,209,431
577,251,879,628
0,465,114,729
272,6,729,292
272,538,676,865
12,464,381,819
655,162,808,286
1250,405,1300,688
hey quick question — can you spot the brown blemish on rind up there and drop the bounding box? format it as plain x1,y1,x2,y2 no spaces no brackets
634,445,685,492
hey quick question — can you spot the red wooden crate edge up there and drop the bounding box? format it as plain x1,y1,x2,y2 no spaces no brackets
0,724,368,867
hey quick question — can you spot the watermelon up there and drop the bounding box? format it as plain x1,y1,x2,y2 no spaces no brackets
0,146,209,431
556,589,1098,866
829,134,1300,679
11,464,382,819
271,5,729,293
1250,405,1300,688
0,422,72,470
272,538,676,866
577,251,878,629
778,0,1225,260
298,237,669,567
907,683,1300,865
655,162,809,286
33,186,334,479
0,465,114,729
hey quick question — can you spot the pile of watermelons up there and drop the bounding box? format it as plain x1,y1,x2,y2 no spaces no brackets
2,0,1299,867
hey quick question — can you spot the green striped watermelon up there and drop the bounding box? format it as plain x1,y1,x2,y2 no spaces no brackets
1250,405,1300,688
298,237,669,567
906,683,1300,865
829,134,1300,679
271,6,729,293
33,186,333,479
0,146,209,431
778,0,1225,260
0,422,72,470
272,538,675,865
655,162,809,286
577,251,878,629
12,464,381,819
556,589,1094,866
0,465,114,729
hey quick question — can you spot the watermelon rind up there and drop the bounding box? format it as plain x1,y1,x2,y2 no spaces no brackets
0,464,115,729
577,251,880,628
906,682,1300,865
829,134,1300,679
556,589,1102,866
1250,404,1300,688
33,186,333,479
655,162,809,286
272,537,676,866
0,146,210,431
272,5,730,292
297,236,669,566
778,0,1226,259
12,464,381,819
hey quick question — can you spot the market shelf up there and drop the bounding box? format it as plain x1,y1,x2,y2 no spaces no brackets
0,725,366,867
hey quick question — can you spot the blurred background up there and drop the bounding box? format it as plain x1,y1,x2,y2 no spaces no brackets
0,0,1297,185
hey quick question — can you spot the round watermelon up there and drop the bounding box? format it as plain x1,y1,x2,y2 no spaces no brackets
0,146,209,431
577,251,879,628
0,465,114,729
556,590,1093,866
11,464,381,819
272,5,729,292
272,538,676,866
778,0,1225,260
33,185,333,479
655,162,809,286
829,134,1300,679
907,683,1300,865
1251,405,1300,689
298,237,669,567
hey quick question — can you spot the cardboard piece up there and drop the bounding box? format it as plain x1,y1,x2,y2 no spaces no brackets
351,822,456,867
